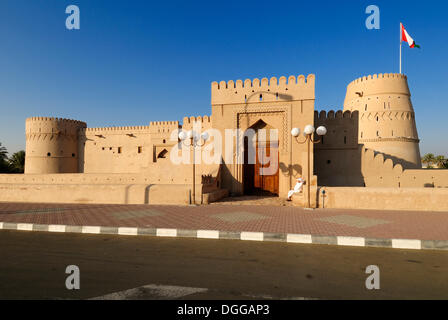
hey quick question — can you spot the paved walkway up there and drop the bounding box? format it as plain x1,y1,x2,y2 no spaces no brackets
1,198,447,244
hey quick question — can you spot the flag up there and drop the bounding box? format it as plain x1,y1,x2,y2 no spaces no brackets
401,23,420,48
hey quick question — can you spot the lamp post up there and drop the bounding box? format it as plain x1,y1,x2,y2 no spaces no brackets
179,130,209,205
291,125,327,208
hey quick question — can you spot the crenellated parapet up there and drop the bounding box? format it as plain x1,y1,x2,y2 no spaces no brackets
361,145,404,175
26,117,86,141
314,110,359,149
181,115,213,131
349,73,407,85
150,121,179,126
182,115,211,124
149,121,180,135
344,73,410,106
83,125,151,136
211,74,315,105
314,110,358,121
26,117,86,125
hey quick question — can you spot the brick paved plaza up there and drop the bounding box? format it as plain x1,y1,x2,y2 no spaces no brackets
1,197,447,241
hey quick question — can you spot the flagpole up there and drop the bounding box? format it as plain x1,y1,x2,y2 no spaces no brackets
399,23,402,74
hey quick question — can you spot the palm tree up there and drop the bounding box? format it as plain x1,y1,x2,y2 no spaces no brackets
422,153,435,168
0,143,10,173
0,143,7,161
443,160,448,169
8,151,25,173
435,155,446,169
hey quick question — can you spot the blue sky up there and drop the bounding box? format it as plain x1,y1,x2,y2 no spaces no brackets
0,0,447,156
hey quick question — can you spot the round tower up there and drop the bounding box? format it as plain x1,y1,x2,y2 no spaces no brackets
343,73,421,169
25,117,87,174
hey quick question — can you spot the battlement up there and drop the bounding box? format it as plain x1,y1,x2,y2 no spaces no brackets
83,125,151,133
26,117,86,138
345,73,410,103
149,121,179,126
314,110,359,121
26,117,86,126
182,116,211,124
362,146,404,173
211,74,315,105
148,121,180,135
348,73,407,86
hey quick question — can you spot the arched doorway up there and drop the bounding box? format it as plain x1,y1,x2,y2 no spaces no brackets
243,120,279,195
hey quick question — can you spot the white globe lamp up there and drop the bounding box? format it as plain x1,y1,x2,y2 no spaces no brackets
291,128,300,137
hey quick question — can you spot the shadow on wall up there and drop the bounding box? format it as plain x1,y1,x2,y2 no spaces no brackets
314,110,362,187
144,184,155,204
314,147,365,187
122,184,156,204
220,160,242,197
314,110,425,187
279,163,302,182
372,150,418,170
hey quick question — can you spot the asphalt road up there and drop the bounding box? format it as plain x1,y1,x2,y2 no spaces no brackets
0,230,447,300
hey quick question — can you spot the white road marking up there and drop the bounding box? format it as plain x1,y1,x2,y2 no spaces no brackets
156,228,177,237
197,230,219,239
337,236,365,247
287,234,313,244
90,284,318,300
241,232,264,241
118,227,138,235
82,226,101,234
48,225,66,233
17,223,33,231
392,239,422,250
90,284,208,300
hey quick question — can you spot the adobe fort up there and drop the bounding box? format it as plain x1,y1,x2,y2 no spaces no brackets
1,73,447,211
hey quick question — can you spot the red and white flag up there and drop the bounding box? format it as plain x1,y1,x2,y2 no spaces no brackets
401,23,420,48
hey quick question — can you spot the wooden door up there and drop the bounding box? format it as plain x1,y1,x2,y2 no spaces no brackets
254,141,279,195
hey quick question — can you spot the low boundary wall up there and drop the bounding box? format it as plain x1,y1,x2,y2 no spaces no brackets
0,182,227,205
320,187,448,212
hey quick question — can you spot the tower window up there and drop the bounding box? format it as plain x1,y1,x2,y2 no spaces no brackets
47,152,51,157
118,147,122,154
72,153,76,157
138,146,143,153
365,104,367,111
377,131,379,137
344,136,347,144
259,94,263,101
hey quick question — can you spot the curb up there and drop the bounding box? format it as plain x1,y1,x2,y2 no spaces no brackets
1,222,448,251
